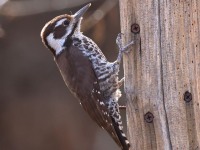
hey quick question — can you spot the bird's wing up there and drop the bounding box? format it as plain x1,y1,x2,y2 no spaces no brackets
55,45,123,148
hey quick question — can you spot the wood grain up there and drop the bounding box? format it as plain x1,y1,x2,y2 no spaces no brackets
119,0,200,149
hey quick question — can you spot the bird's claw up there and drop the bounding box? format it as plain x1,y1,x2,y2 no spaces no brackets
115,33,134,64
116,33,124,49
116,33,134,53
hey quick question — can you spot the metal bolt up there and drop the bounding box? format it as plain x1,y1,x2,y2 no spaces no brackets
131,23,140,34
184,91,192,103
144,112,154,123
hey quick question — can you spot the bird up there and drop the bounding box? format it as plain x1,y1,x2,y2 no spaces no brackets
40,3,134,150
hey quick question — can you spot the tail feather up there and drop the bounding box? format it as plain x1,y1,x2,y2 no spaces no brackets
111,118,130,150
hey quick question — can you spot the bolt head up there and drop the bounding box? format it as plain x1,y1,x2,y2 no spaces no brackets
184,91,192,103
131,23,140,34
144,112,154,123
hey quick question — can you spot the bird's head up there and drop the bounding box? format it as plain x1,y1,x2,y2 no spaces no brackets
40,3,91,56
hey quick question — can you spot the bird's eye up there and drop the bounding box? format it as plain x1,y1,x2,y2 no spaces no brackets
63,20,69,26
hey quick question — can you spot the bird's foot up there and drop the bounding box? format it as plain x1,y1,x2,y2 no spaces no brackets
116,33,134,53
118,77,124,87
116,33,134,64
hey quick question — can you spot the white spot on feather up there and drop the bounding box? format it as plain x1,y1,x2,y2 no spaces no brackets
119,125,123,130
100,101,104,105
121,133,126,137
125,140,130,144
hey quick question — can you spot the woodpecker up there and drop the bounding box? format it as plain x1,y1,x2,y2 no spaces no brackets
41,3,134,150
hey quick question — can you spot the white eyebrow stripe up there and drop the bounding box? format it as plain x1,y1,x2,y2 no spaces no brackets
55,18,66,28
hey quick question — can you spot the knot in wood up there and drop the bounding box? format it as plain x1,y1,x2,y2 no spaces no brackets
131,23,140,34
184,91,192,103
144,112,154,123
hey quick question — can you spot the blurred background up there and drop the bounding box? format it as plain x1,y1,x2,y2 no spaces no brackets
0,0,127,150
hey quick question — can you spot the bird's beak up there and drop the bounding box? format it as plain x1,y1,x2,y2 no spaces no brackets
73,3,91,22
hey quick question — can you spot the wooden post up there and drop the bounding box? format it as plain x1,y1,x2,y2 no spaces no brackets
119,0,200,149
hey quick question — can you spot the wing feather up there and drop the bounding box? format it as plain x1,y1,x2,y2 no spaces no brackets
55,45,123,148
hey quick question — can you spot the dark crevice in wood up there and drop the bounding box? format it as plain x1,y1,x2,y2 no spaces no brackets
158,0,173,149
